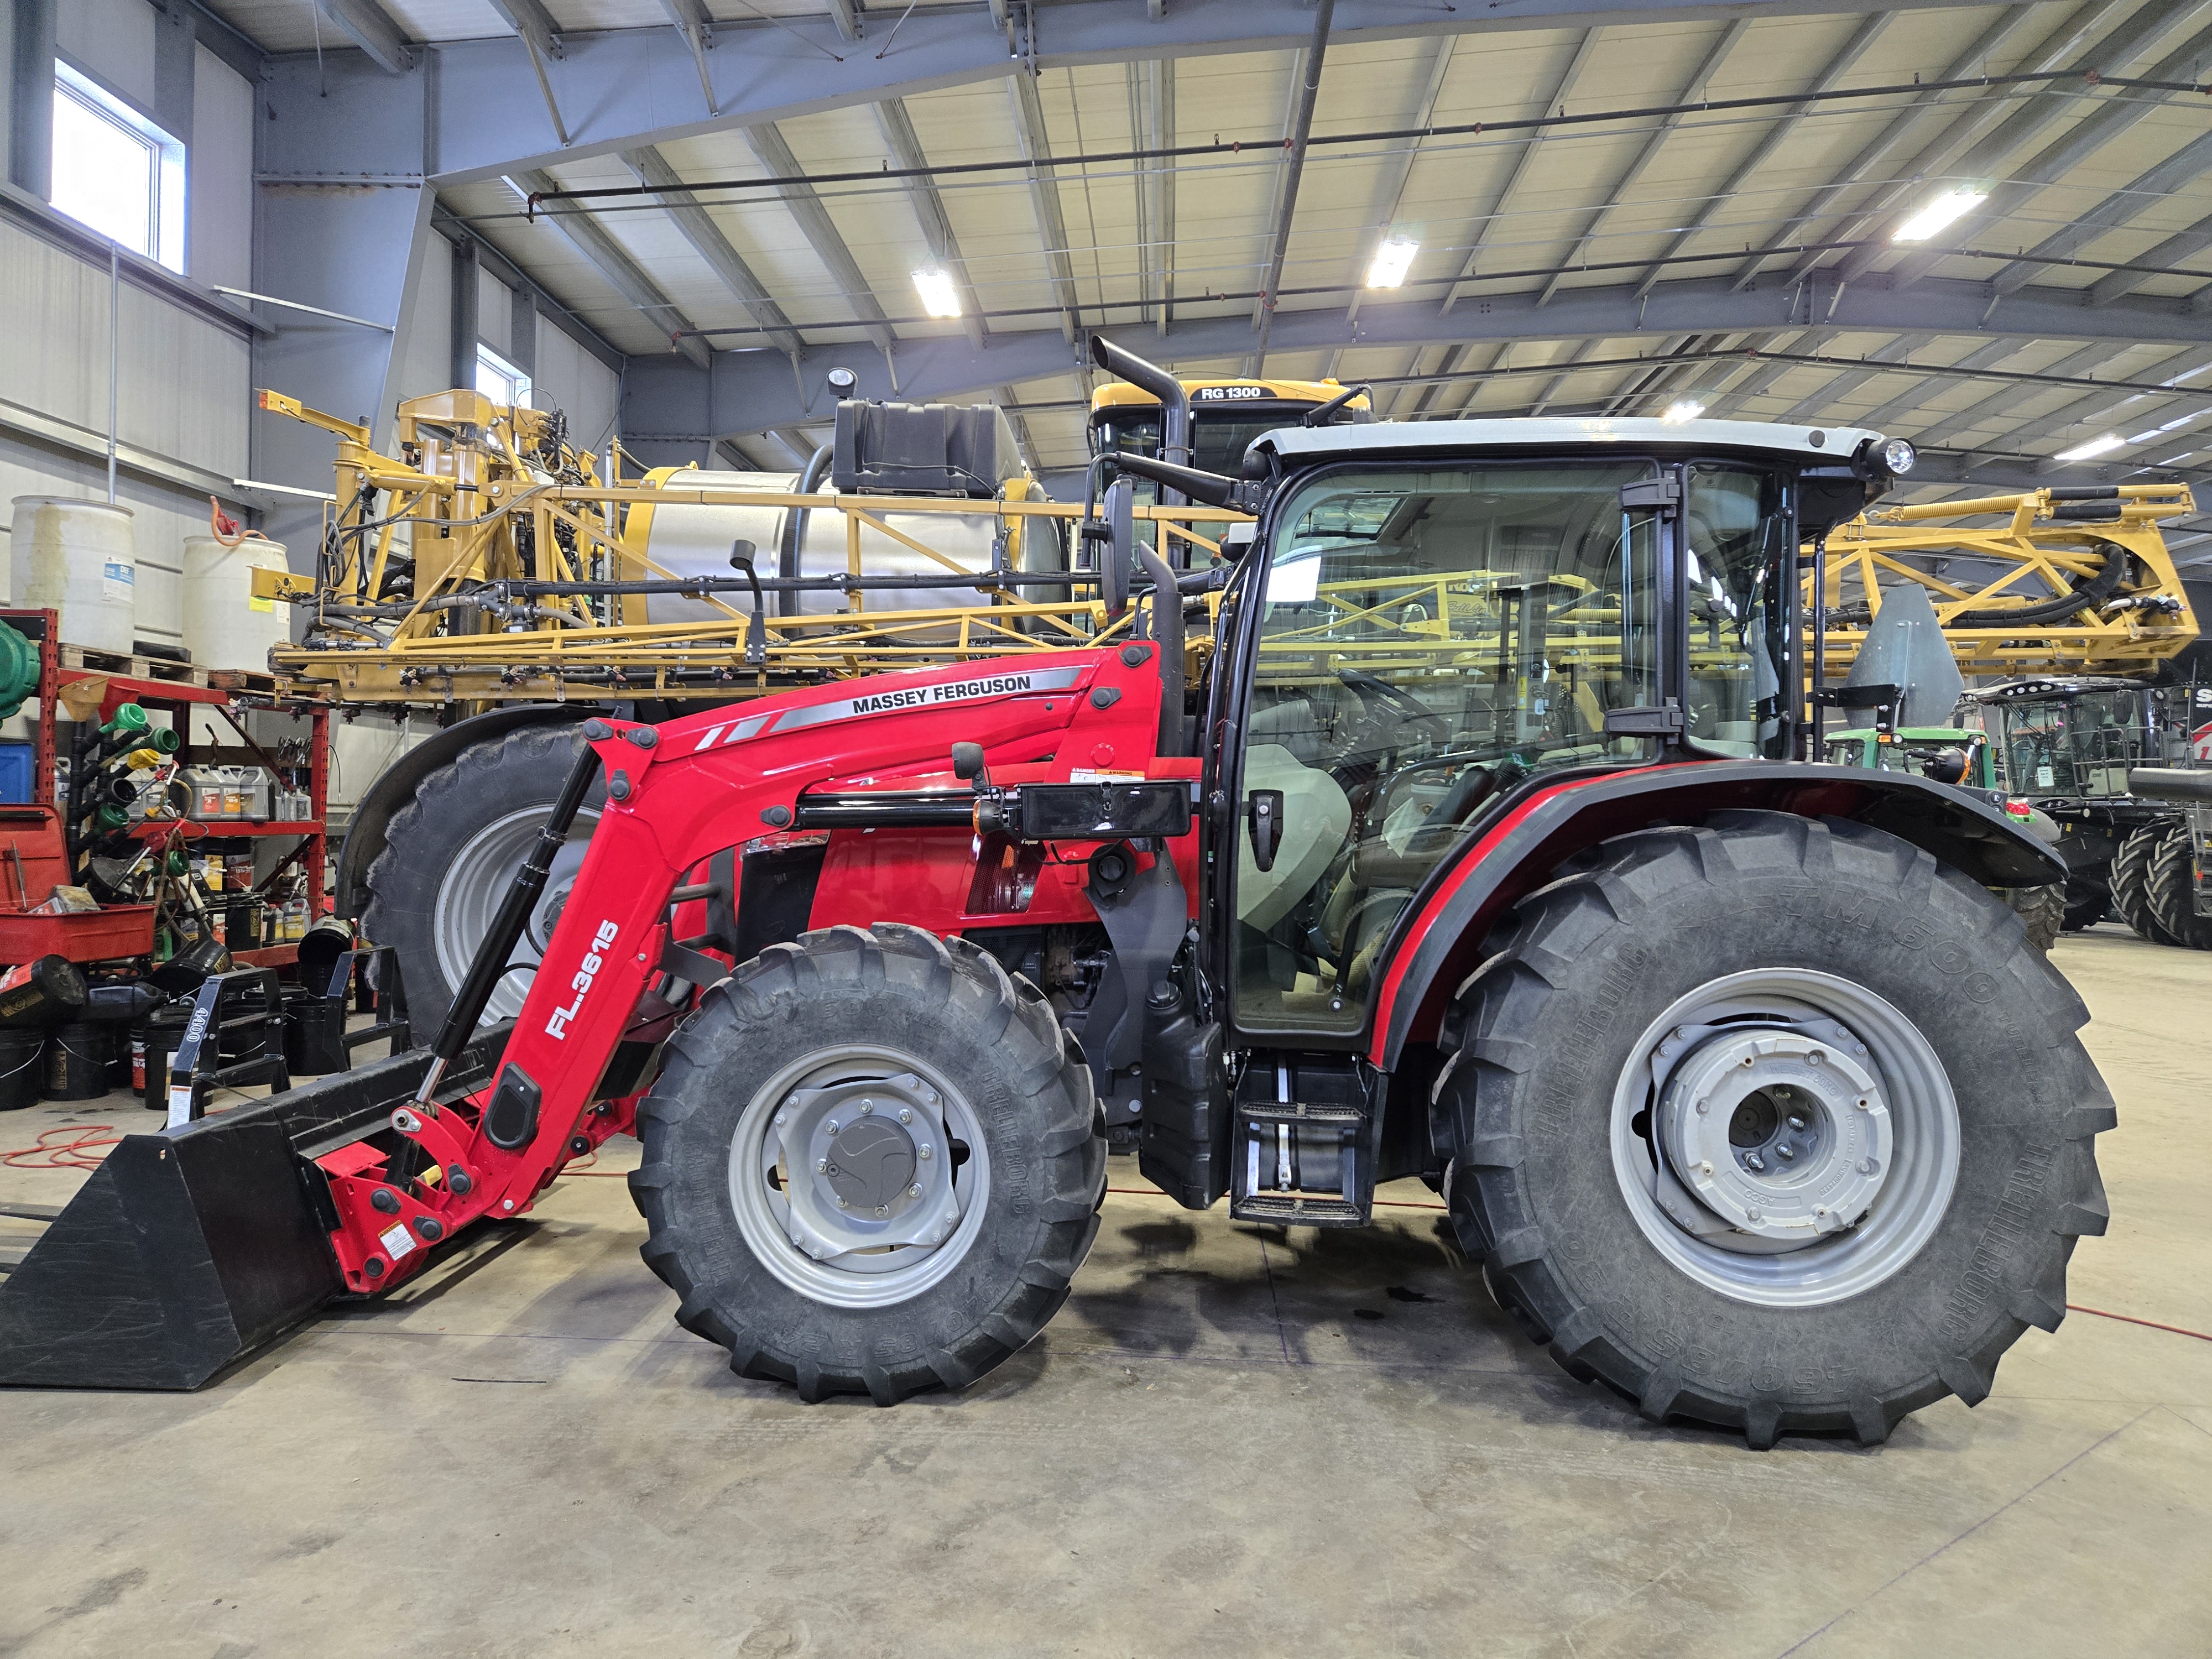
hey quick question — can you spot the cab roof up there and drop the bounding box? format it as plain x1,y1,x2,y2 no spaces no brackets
1249,415,1886,466
1089,379,1370,413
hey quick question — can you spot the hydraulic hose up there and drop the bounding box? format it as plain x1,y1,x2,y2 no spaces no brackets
1947,539,2129,629
410,738,603,1109
779,442,834,618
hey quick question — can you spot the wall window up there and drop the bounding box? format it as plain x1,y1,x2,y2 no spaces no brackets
476,343,532,408
50,64,186,273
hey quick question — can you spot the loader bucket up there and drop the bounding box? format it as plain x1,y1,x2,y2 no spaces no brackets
0,1026,509,1390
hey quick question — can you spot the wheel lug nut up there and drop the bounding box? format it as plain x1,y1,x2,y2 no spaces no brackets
898,1108,913,1124
1787,1115,1806,1130
908,1183,922,1197
826,1119,839,1135
837,1196,849,1208
860,1100,874,1115
875,1204,888,1217
919,1144,933,1159
1776,1144,1796,1161
1808,1050,1824,1066
1860,1158,1880,1176
1746,1153,1766,1171
816,1159,828,1173
775,1112,788,1126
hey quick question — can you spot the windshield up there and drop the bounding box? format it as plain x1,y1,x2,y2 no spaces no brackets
1230,462,1661,1033
1993,688,2157,797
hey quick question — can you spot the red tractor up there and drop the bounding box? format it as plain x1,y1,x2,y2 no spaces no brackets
0,340,2107,1448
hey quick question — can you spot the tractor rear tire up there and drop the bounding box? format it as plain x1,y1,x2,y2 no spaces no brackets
2146,827,2212,950
1435,811,2112,1448
2005,884,2065,954
631,924,1106,1404
2110,826,2174,945
361,723,601,1034
2061,883,2108,933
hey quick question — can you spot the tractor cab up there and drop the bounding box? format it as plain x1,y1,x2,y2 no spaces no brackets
1155,414,1915,1047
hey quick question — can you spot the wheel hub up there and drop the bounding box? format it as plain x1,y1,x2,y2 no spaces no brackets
1653,1022,1892,1244
766,1072,964,1268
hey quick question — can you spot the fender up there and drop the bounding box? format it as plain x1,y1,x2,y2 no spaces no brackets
330,704,583,919
1366,759,2065,1070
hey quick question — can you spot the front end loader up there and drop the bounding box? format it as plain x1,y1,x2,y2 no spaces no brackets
0,340,2112,1447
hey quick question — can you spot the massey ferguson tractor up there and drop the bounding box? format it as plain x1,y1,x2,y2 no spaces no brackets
0,338,2110,1451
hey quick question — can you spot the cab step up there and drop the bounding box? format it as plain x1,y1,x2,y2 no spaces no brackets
1228,1054,1384,1228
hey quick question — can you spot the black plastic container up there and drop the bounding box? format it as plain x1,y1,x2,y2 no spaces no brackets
281,988,349,1076
0,956,88,1028
140,1006,193,1111
41,1021,110,1101
0,1026,43,1109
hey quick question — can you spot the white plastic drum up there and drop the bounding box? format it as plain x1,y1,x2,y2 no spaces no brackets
635,469,1055,630
8,497,135,654
182,535,291,672
135,541,185,658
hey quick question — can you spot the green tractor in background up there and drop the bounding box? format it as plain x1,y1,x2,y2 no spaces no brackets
1821,717,2066,951
1818,585,2067,951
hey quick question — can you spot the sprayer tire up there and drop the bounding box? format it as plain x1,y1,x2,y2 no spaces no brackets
2004,883,2066,954
631,924,1105,1404
2146,827,2212,950
2111,826,2176,945
361,723,602,1035
1434,811,2112,1448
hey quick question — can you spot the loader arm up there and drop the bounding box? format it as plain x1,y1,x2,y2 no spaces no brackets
314,647,1169,1294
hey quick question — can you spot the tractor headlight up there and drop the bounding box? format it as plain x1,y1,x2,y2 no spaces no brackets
1879,437,1917,476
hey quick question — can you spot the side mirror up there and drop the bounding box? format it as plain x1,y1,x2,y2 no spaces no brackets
1246,789,1284,873
1102,475,1134,619
951,742,987,782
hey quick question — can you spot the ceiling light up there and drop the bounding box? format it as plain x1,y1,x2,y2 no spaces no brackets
1662,399,1705,424
1366,238,1419,289
1892,186,1988,243
2053,434,2123,462
912,268,961,319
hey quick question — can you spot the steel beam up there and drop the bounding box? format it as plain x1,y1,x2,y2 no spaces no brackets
486,0,571,144
620,146,805,357
506,169,711,368
1835,2,2210,290
411,0,1984,190
1249,0,1336,373
1727,6,2049,295
1986,131,2212,299
1906,342,2154,450
743,122,894,352
627,272,2212,445
2090,212,2212,307
1625,9,1888,302
827,0,862,44
875,98,986,351
1008,69,1084,346
316,0,415,75
1853,337,2022,432
1773,334,1929,425
1149,59,1175,338
6,0,56,199
1538,18,1750,307
1346,36,1455,327
1437,29,1600,314
659,0,718,115
1961,351,2212,464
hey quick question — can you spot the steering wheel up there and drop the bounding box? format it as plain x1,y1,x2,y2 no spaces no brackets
1337,668,1450,740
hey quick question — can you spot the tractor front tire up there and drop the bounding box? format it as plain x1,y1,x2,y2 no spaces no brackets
2110,825,2174,945
1436,811,2111,1448
632,924,1106,1404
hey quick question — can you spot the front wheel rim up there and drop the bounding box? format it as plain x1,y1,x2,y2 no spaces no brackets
727,1045,992,1310
1609,968,1960,1308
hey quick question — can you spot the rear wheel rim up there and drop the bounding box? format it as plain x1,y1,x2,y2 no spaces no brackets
1610,968,1959,1308
727,1044,991,1310
431,805,599,1022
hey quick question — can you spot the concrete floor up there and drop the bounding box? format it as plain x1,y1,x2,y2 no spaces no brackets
1,927,2207,1658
